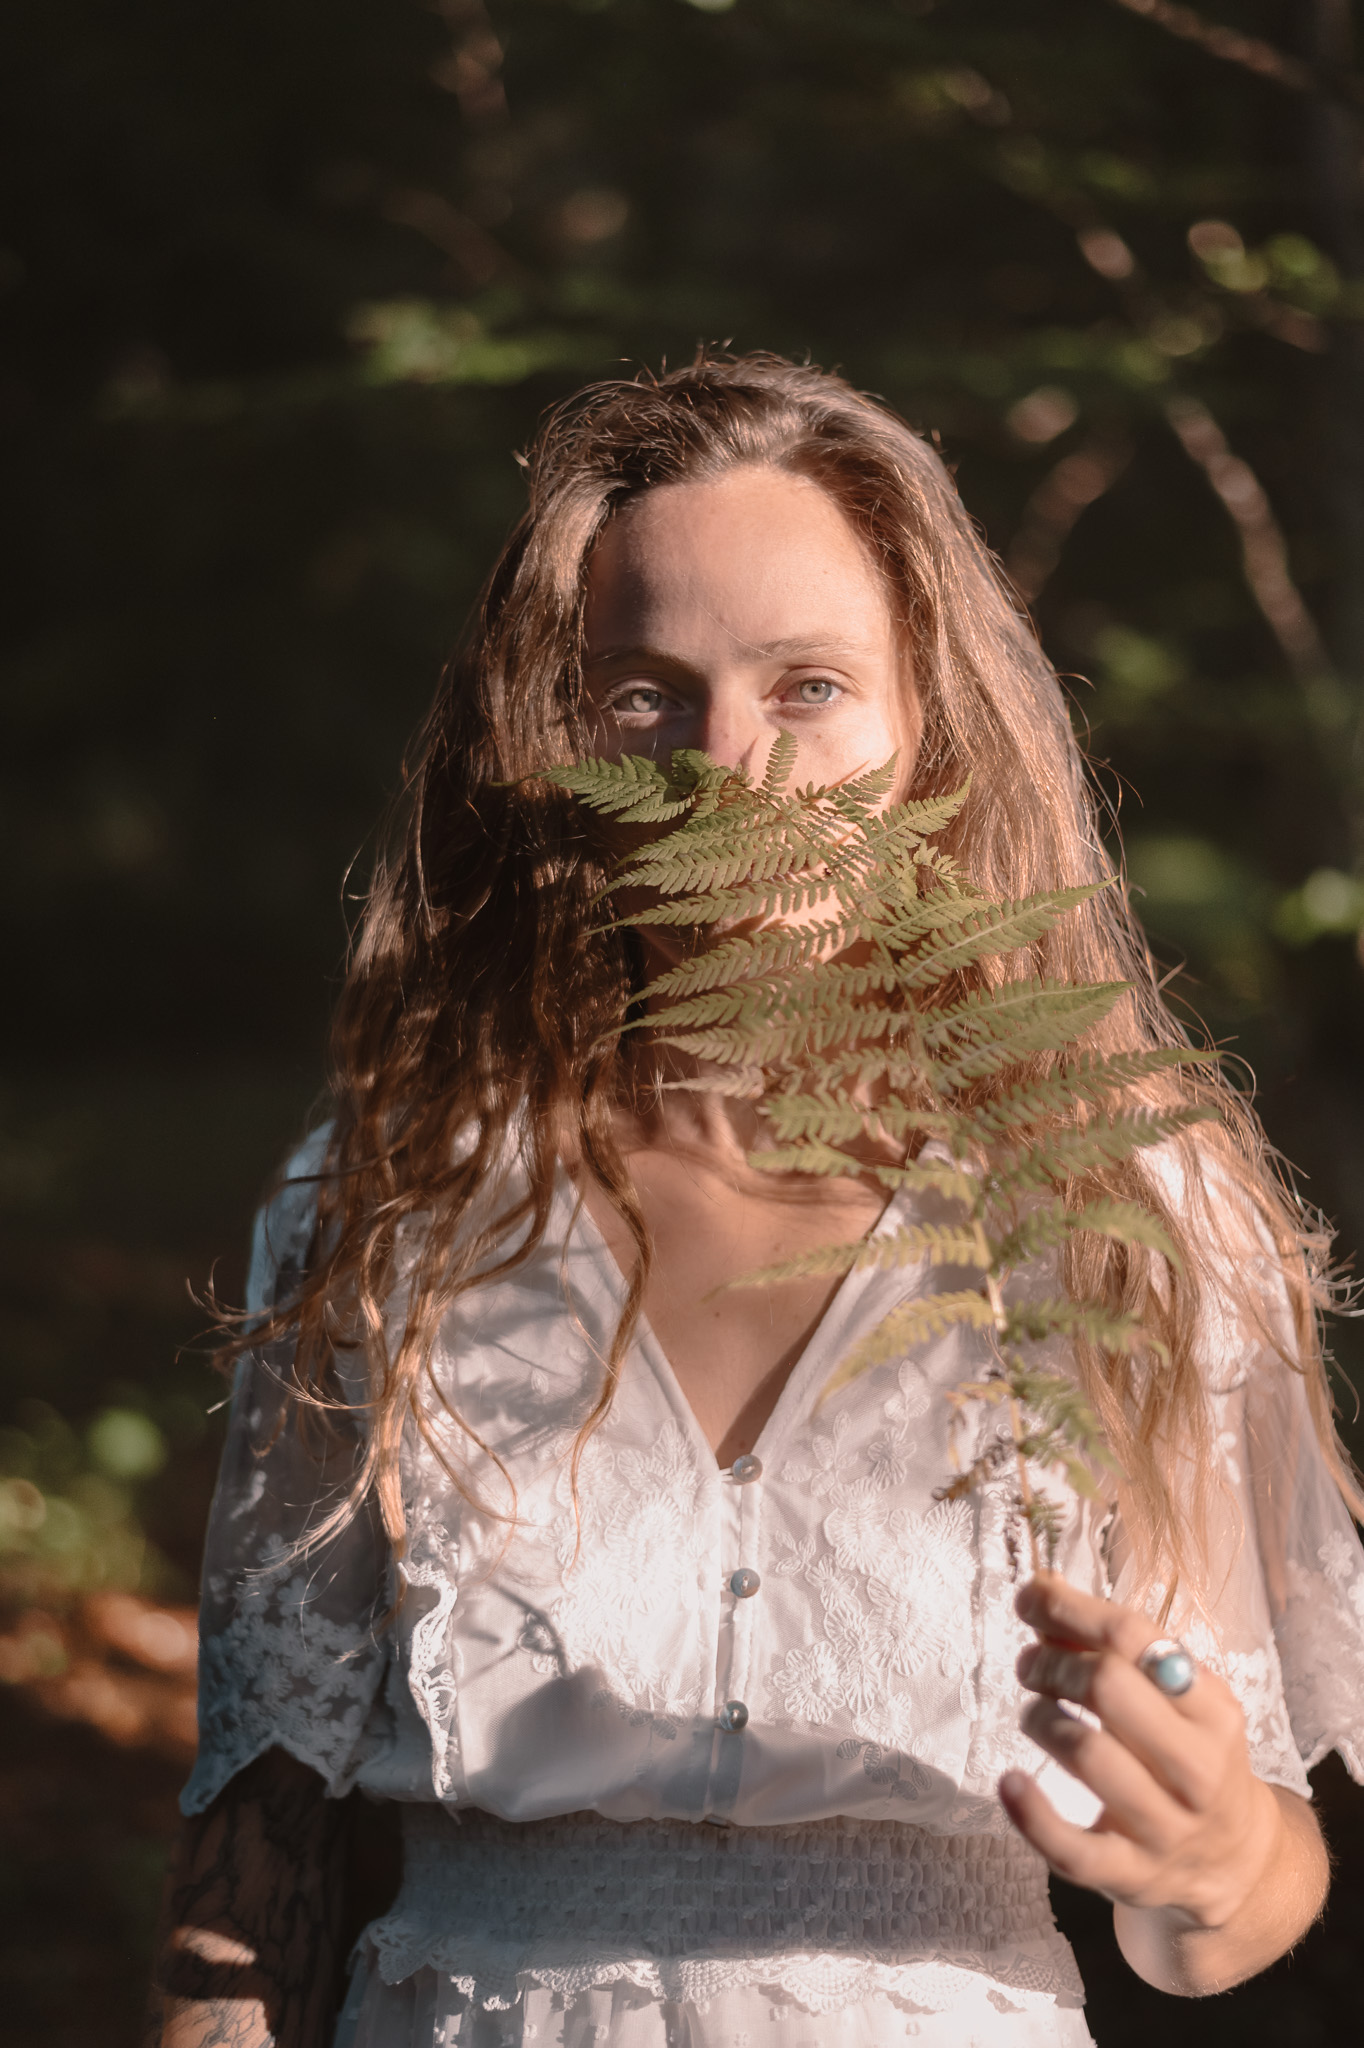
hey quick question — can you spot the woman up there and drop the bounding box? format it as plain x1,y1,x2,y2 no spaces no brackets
149,354,1364,2048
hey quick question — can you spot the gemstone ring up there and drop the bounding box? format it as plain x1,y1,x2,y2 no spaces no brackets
1137,1636,1196,1698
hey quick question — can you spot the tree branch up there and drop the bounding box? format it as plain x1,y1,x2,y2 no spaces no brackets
1005,437,1133,603
1107,0,1364,109
1163,393,1331,683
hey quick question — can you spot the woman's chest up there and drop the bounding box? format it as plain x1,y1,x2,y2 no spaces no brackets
575,1152,892,1464
390,1225,1104,1824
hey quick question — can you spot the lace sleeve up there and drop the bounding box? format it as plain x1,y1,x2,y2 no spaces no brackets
1113,1171,1364,1798
180,1129,394,1816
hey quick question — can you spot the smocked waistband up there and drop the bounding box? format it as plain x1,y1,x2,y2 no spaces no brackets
392,1806,1054,1960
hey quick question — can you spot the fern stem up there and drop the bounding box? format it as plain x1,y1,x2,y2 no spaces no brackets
986,1272,1041,1577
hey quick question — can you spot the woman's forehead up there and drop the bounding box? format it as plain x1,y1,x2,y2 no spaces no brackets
583,467,894,660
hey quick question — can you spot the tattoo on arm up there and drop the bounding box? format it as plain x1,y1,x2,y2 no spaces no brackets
145,1750,351,2048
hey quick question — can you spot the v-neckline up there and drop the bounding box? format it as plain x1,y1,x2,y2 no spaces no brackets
557,1165,916,1473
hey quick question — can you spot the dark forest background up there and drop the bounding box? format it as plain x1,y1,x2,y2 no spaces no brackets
3,1,1364,2041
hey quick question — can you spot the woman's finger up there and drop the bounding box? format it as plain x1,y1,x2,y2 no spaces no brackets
1016,1639,1226,1811
1016,1572,1237,1739
999,1768,1150,1899
1019,1696,1186,1848
1016,1572,1170,1666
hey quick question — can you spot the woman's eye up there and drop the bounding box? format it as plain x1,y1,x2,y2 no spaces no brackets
613,686,668,716
791,678,840,705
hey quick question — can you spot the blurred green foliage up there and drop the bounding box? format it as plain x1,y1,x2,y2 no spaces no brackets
5,4,1364,2036
5,0,1364,1432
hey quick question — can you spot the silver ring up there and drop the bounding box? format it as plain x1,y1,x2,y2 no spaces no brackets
1137,1636,1196,1698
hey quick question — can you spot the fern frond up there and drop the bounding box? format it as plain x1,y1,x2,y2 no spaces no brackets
551,746,1219,1568
823,757,900,811
761,1091,945,1148
872,890,989,948
1010,1369,1117,1464
790,1045,942,1097
919,977,1123,1054
1000,1296,1152,1357
949,1045,1215,1148
746,1140,871,1180
991,1197,1180,1271
658,997,906,1066
990,1104,1218,1195
644,958,901,1037
894,884,1112,988
859,782,970,845
868,1157,981,1204
761,731,799,795
1061,1045,1217,1093
544,753,711,823
626,872,840,926
823,1291,1000,1395
639,916,874,1001
925,988,1130,1094
612,836,820,900
658,1068,766,1099
1024,1493,1067,1567
747,1145,978,1208
734,1221,991,1290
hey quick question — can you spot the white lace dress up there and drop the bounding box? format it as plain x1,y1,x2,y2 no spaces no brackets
183,1132,1364,2048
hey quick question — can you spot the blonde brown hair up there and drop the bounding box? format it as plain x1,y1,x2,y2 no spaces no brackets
238,349,1359,1590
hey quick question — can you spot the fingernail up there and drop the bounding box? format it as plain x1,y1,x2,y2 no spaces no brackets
1000,1771,1028,1803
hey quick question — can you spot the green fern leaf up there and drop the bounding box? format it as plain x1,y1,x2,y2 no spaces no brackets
545,753,712,823
639,917,875,1002
644,959,902,1038
761,1091,946,1148
990,1104,1218,1195
894,884,1113,988
1010,1369,1118,1464
925,991,1130,1093
869,1157,981,1204
919,977,1123,1054
860,783,971,844
626,873,841,926
550,746,1221,1562
823,1291,1000,1394
992,1196,1180,1270
950,1046,1216,1148
613,838,818,899
733,1221,991,1289
747,1145,978,1208
659,996,909,1066
823,758,900,812
746,1140,871,1180
761,731,799,794
1001,1296,1150,1356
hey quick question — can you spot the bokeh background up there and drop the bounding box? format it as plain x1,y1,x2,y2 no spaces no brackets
4,1,1364,2040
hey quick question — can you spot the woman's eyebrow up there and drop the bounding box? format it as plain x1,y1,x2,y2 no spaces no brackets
754,634,869,659
584,634,869,667
583,643,688,669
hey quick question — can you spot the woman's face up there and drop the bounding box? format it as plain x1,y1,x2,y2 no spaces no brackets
581,465,919,787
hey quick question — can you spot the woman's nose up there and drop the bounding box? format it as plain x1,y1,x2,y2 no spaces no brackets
693,698,766,772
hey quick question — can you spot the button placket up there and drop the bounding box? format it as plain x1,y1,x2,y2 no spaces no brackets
725,1450,764,1725
711,1457,746,1722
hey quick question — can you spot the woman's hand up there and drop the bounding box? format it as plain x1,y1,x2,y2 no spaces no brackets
999,1572,1328,1996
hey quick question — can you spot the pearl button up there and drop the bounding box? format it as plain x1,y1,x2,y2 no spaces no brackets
717,1699,749,1732
730,1454,763,1483
729,1568,761,1599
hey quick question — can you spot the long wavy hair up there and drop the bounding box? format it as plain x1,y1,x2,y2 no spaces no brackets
233,349,1360,1595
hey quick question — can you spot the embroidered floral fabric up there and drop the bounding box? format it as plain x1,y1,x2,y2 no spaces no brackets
186,1135,1364,2048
